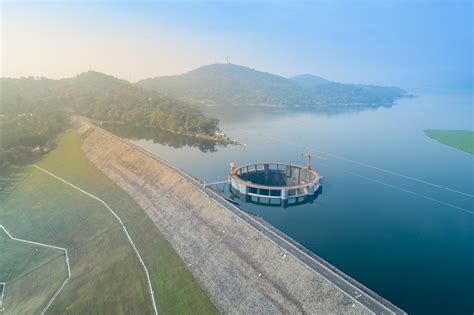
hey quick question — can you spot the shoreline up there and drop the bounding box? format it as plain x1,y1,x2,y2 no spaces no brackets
89,119,239,145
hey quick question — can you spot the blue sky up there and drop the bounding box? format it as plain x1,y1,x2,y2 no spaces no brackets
2,1,472,88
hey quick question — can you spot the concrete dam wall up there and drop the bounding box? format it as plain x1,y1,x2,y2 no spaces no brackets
71,117,377,314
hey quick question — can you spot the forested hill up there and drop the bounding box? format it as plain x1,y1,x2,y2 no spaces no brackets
136,64,409,107
0,72,221,167
0,72,219,135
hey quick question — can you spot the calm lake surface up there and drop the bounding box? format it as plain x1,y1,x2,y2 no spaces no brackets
103,88,473,315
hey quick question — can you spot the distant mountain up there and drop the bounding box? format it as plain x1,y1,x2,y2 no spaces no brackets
136,64,409,108
290,74,331,86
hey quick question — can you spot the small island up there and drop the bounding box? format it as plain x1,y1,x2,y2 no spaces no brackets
424,129,474,154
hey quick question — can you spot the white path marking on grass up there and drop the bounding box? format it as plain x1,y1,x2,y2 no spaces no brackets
0,224,71,315
0,281,4,311
0,282,5,298
33,165,158,315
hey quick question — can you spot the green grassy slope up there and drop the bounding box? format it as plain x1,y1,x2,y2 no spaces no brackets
425,129,474,154
0,130,217,314
0,229,67,315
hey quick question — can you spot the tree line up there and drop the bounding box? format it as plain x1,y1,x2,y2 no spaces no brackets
0,111,66,168
0,71,220,168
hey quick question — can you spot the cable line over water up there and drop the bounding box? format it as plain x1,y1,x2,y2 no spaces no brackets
317,150,474,199
308,151,473,215
236,128,474,199
341,169,473,215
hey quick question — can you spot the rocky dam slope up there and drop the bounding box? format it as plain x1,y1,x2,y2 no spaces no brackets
71,116,371,314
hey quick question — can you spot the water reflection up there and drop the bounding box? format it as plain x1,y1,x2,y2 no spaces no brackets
201,104,392,124
227,184,323,208
100,122,226,153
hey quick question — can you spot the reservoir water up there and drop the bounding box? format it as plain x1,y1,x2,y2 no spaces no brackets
103,88,473,315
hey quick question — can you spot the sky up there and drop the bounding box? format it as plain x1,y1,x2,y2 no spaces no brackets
1,1,472,88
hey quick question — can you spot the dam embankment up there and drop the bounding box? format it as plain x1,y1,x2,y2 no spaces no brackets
71,116,396,314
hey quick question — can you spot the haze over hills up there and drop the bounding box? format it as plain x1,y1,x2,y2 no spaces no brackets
0,71,219,136
136,64,409,108
0,71,224,167
290,74,331,86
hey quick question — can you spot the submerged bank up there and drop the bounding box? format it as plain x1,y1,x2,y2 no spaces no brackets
424,129,474,154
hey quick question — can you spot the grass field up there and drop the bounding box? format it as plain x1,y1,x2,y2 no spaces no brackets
425,129,474,154
0,130,217,314
0,228,67,315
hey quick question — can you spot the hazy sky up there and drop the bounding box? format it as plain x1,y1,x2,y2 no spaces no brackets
1,1,472,88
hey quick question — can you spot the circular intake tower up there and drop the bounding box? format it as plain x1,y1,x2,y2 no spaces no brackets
229,162,322,201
